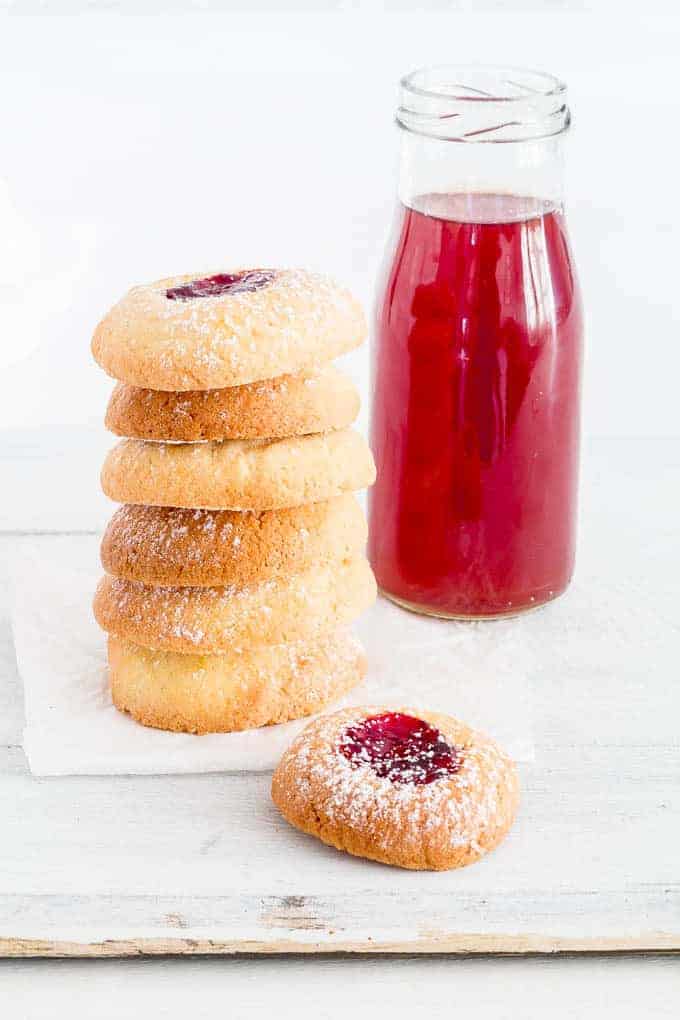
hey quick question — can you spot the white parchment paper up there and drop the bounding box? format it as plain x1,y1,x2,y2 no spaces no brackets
11,537,534,775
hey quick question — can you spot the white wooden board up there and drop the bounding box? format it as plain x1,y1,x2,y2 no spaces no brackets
0,437,678,956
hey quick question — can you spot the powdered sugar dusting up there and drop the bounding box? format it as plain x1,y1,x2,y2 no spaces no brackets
281,707,517,856
105,504,249,572
141,627,364,702
147,270,352,342
102,499,366,588
96,558,374,652
96,269,365,390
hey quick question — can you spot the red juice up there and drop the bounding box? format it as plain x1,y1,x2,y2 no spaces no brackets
368,193,583,618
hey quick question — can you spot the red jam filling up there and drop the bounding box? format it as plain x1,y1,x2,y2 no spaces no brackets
166,270,275,301
339,711,460,785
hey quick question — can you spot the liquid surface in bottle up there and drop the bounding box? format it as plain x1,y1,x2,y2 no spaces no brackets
368,192,583,618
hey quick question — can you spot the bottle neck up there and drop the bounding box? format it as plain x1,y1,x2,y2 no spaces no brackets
398,131,566,218
396,65,569,218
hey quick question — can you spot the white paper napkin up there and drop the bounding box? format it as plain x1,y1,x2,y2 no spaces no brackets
10,536,534,776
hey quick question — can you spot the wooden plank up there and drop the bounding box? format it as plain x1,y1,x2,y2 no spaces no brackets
0,438,678,955
0,742,677,953
0,882,678,956
2,933,679,958
1,745,677,897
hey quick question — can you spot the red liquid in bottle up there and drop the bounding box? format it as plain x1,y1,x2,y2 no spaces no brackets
368,193,583,618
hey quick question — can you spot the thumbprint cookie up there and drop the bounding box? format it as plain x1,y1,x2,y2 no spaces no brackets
100,429,376,511
93,557,377,654
271,707,519,871
105,365,360,442
92,269,366,391
101,495,366,588
108,630,366,734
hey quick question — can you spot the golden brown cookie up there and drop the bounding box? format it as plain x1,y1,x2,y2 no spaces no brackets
101,495,366,588
104,366,360,442
108,630,366,734
100,429,376,511
91,269,366,391
271,707,519,871
93,557,377,654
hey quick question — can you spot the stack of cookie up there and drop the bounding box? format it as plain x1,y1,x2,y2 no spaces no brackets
91,269,376,734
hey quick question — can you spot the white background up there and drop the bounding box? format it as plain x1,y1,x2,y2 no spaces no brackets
1,4,679,440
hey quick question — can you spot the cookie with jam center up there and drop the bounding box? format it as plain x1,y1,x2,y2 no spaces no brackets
271,706,519,871
91,268,366,391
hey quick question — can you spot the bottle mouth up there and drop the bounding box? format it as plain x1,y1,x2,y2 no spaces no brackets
398,64,570,142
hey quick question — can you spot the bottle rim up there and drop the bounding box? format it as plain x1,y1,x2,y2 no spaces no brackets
398,64,570,143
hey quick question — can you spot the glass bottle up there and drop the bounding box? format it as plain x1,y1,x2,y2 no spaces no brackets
368,66,583,619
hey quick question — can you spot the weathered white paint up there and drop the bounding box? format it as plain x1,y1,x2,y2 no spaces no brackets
0,438,678,954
